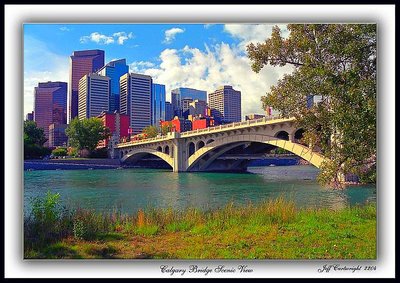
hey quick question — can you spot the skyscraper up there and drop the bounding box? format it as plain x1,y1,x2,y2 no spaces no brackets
69,49,105,123
189,99,208,117
33,81,67,146
165,101,174,121
152,83,166,127
171,91,181,117
171,87,207,117
180,97,193,119
78,73,110,120
120,73,152,135
48,123,68,148
208,85,241,123
97,59,129,112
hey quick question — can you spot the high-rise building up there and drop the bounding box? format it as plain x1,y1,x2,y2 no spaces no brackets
171,92,181,117
97,59,129,112
26,111,34,121
120,73,152,135
189,99,208,117
208,85,241,123
48,123,68,148
171,87,207,117
33,81,67,146
69,49,105,123
180,98,193,119
151,83,166,127
165,101,174,121
78,73,110,120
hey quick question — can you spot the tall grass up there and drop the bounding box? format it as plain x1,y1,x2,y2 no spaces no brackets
24,192,374,255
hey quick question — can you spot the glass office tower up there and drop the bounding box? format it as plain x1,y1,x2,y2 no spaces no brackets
171,87,207,117
33,81,67,146
152,83,166,127
97,59,129,112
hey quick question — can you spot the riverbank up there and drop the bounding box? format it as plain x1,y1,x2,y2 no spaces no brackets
24,194,376,259
24,158,122,170
24,157,309,171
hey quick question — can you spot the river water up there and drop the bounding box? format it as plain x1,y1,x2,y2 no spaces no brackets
23,165,376,214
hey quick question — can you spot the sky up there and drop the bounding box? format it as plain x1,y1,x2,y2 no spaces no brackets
24,23,292,119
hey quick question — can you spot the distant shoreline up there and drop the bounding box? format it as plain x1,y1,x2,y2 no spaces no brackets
24,157,308,171
24,158,122,171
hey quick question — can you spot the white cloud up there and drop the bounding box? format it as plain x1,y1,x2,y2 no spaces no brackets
130,42,293,118
59,26,70,32
224,24,289,50
80,32,114,45
163,28,185,44
80,31,134,45
113,31,134,45
129,61,155,73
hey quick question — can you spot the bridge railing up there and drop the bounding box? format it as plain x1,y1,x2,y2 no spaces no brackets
116,114,289,147
181,114,286,137
116,135,169,147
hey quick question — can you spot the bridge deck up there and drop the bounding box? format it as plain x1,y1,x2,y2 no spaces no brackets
116,116,294,148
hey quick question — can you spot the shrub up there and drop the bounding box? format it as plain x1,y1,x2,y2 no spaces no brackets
25,191,72,247
31,191,61,225
52,147,68,157
67,147,78,157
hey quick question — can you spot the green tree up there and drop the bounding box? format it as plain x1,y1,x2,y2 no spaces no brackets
247,24,376,187
24,121,47,146
24,121,50,159
65,117,111,151
142,125,158,138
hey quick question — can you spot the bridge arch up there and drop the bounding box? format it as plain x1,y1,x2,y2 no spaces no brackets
187,142,195,156
164,145,170,155
275,130,289,141
186,134,326,171
206,139,215,144
121,148,174,169
294,128,305,139
197,140,205,150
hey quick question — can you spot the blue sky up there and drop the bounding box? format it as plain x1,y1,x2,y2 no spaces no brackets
24,23,291,118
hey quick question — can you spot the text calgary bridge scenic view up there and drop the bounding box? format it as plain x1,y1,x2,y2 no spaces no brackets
24,23,376,259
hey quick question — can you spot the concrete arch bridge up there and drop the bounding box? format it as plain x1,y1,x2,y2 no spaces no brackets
115,117,327,172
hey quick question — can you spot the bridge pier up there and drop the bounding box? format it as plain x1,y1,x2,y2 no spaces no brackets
171,132,187,172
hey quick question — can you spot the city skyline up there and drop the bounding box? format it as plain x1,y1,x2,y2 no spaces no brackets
24,23,293,120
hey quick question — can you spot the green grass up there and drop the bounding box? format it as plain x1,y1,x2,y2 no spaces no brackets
24,193,376,259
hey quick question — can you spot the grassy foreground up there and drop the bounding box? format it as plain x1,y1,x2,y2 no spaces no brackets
24,192,376,259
